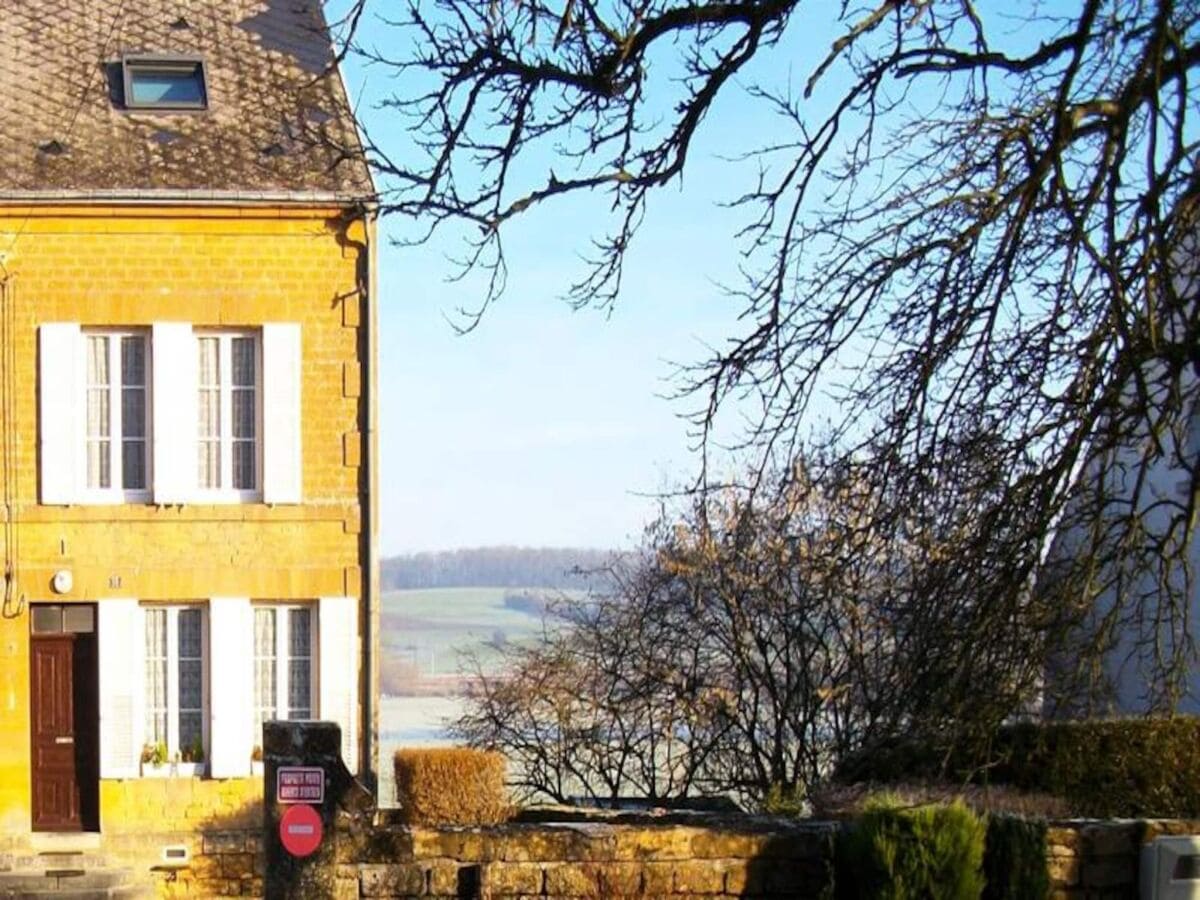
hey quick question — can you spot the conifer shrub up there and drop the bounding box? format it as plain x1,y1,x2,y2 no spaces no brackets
836,797,986,900
982,815,1048,900
393,747,510,825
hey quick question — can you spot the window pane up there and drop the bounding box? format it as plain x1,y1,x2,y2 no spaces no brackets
232,441,254,490
123,440,146,490
198,338,219,386
289,609,311,657
129,65,205,106
121,336,145,386
179,659,202,712
87,336,109,385
87,440,110,490
178,609,202,658
198,390,218,437
231,338,255,386
122,388,145,439
144,609,168,745
63,605,95,633
31,606,61,634
287,660,311,719
179,712,202,752
198,441,219,489
177,609,203,756
254,609,277,737
87,389,110,438
232,389,255,439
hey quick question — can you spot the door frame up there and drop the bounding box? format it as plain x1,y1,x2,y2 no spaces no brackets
29,603,99,832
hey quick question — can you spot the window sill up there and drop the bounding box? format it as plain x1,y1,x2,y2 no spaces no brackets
140,762,207,779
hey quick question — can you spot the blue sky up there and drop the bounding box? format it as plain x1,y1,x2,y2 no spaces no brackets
336,6,844,554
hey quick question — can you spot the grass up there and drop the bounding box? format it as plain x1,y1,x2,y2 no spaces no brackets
380,587,573,682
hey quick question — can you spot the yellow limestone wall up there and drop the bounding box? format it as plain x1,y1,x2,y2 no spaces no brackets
0,206,368,834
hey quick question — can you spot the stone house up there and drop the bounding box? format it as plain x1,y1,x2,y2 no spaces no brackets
1042,218,1200,716
0,0,378,850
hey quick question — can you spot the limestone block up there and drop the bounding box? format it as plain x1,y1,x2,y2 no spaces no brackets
429,861,470,895
1047,854,1080,887
612,827,696,861
595,862,645,895
672,860,725,894
642,862,674,895
543,863,601,896
1045,827,1081,851
718,859,767,895
360,863,426,897
481,862,544,896
203,832,246,854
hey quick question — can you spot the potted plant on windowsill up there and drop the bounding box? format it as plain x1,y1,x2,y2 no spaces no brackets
140,739,206,778
139,741,169,777
175,736,207,778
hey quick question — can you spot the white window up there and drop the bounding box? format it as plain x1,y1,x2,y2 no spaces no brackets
196,331,261,499
253,606,315,744
40,321,300,507
83,331,150,500
143,605,208,766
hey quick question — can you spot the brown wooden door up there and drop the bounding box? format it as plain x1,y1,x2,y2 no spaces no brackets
31,636,81,830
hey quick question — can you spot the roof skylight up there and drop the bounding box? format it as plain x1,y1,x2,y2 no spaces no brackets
122,56,207,110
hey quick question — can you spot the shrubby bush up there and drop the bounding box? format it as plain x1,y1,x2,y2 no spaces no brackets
393,747,509,825
837,718,1200,817
836,798,986,900
982,815,1049,900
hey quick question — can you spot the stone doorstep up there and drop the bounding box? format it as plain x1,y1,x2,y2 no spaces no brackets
0,888,150,900
0,865,154,900
29,834,102,854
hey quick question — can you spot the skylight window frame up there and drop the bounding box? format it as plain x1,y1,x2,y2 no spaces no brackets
122,54,209,111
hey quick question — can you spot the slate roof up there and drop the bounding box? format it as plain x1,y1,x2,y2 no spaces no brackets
0,0,374,201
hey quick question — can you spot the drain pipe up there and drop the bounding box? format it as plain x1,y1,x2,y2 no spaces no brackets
362,205,381,787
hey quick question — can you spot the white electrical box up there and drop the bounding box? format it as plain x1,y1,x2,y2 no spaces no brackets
1142,836,1200,899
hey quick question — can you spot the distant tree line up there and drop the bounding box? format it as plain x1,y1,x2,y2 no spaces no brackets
382,546,613,590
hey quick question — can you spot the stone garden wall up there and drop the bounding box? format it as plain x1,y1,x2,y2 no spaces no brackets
345,818,837,899
261,722,1200,900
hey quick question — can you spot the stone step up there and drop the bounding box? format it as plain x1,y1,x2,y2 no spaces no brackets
0,889,151,900
0,866,151,899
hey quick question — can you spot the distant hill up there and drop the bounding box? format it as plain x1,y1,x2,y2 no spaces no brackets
381,546,614,590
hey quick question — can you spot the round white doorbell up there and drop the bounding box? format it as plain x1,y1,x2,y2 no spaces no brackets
51,570,72,594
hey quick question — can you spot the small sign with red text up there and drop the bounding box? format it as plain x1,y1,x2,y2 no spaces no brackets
277,766,325,804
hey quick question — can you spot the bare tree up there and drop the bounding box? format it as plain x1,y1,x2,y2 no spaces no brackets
455,467,935,806
340,2,1200,720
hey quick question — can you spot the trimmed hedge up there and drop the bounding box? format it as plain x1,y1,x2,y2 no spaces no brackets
836,717,1200,817
982,815,1048,900
836,798,986,899
393,747,509,825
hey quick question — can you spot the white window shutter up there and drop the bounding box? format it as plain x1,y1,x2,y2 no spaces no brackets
318,596,358,773
208,598,253,778
39,323,81,505
262,323,302,504
151,323,197,504
98,600,143,779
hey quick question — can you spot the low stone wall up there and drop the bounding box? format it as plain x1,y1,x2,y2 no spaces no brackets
1046,819,1200,899
107,827,264,898
345,819,837,899
262,722,1200,900
96,776,264,896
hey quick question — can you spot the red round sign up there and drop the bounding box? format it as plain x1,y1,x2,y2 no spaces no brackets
279,803,323,857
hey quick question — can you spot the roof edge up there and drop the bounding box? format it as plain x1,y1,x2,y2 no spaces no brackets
0,189,378,208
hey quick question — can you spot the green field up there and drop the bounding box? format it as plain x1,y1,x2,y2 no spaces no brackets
381,587,570,682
